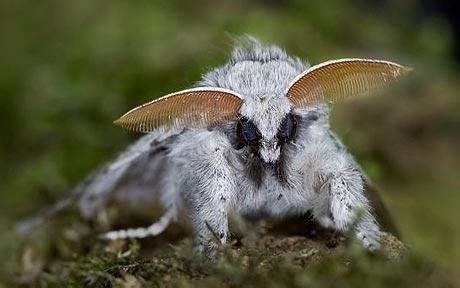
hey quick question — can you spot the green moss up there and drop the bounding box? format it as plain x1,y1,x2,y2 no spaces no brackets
4,215,458,288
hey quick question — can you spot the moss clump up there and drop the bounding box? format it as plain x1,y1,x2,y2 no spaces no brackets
5,215,458,287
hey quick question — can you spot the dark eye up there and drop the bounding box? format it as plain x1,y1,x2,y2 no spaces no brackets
237,118,261,144
277,114,297,142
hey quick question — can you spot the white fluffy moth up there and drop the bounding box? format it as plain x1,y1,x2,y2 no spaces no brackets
20,38,411,252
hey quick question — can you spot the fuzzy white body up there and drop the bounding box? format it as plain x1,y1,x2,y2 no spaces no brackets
165,116,380,251
102,41,381,251
23,40,382,251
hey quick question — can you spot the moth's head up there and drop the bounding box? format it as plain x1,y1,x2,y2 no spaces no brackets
235,94,295,163
114,41,411,165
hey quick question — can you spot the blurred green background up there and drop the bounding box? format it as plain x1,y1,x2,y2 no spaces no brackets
0,0,459,279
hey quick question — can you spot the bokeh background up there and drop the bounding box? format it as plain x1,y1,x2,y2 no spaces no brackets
0,0,459,283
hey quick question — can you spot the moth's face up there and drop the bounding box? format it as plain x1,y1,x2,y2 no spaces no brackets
236,112,297,163
228,61,300,163
235,89,297,163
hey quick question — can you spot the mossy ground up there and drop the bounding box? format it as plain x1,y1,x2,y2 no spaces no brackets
3,213,458,287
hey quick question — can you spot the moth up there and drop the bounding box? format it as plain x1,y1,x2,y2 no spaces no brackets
21,39,410,252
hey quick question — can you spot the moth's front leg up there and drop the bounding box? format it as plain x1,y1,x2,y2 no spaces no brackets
186,178,232,254
314,167,382,250
330,171,382,250
174,132,237,253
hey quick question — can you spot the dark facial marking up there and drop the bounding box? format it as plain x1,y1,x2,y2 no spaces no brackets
277,113,297,144
245,156,265,188
233,113,300,187
236,117,261,147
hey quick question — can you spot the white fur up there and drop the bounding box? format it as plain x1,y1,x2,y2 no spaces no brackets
23,39,382,251
102,39,382,250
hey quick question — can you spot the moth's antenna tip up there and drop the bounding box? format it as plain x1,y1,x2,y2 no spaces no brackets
402,65,414,73
113,118,123,127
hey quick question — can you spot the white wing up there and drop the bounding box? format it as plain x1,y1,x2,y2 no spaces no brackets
17,130,181,233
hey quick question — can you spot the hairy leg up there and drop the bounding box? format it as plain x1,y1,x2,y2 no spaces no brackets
328,170,382,250
185,148,237,253
171,131,238,253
